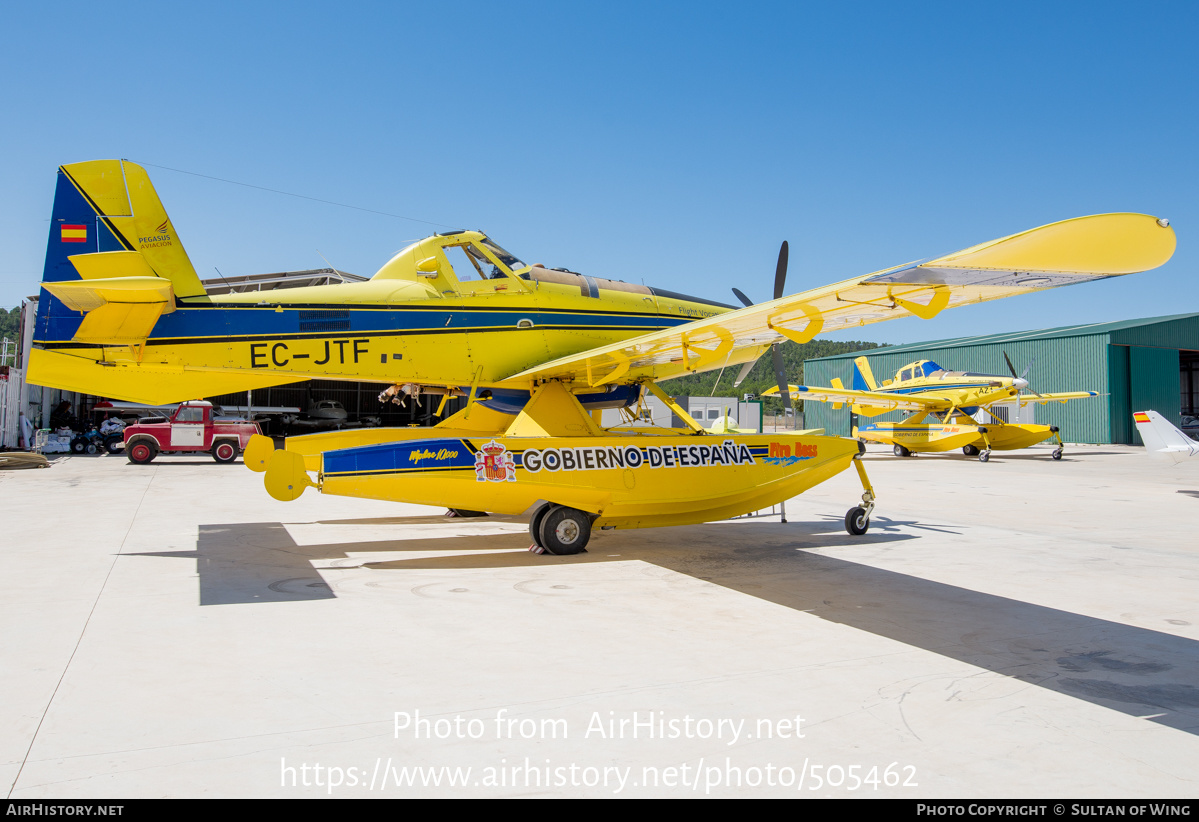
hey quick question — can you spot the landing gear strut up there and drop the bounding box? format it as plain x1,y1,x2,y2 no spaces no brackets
1050,426,1064,460
976,426,992,463
845,456,876,536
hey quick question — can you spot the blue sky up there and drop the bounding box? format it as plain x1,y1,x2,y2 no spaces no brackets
1,1,1194,344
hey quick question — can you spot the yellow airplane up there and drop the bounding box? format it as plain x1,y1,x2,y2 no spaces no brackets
29,160,1176,552
767,354,1103,461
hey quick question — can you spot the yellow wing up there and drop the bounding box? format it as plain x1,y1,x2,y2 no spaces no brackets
494,213,1175,389
762,384,951,412
1016,391,1101,406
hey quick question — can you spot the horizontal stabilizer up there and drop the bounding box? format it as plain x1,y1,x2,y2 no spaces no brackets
69,250,158,280
41,276,174,343
27,348,306,406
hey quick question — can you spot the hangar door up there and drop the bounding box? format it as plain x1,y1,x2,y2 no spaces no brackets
1109,345,1181,445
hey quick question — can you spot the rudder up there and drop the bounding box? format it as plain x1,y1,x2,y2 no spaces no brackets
852,356,879,391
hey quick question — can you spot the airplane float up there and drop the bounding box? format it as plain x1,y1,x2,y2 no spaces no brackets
29,160,1176,553
766,355,1103,462
1134,410,1199,463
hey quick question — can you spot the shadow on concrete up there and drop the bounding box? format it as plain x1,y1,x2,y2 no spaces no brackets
136,513,1199,736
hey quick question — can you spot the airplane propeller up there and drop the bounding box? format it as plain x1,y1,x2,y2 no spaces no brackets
1002,351,1044,400
731,242,793,428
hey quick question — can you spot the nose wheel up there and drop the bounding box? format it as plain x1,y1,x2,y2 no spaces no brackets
845,456,877,536
1050,427,1064,460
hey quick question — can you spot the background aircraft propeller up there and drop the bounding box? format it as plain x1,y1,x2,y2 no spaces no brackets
1002,351,1044,400
730,242,794,428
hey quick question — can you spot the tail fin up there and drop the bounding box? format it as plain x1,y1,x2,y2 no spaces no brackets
852,356,878,391
35,160,205,346
1133,410,1199,463
58,160,205,298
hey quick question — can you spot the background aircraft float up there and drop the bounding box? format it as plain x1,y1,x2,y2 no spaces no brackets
767,355,1102,461
1134,410,1199,463
29,160,1176,552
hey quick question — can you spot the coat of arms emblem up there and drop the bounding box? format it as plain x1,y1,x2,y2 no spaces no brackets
474,440,516,482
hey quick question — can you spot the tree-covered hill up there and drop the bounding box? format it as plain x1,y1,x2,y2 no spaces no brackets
0,307,19,341
659,338,884,414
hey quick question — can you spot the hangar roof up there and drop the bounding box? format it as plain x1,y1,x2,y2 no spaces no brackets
809,312,1199,361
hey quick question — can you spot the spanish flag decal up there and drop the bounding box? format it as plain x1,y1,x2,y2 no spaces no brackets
1134,412,1151,424
61,224,87,243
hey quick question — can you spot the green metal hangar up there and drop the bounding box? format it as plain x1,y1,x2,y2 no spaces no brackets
803,313,1199,445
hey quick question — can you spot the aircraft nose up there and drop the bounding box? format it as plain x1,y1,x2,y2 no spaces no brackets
1014,378,1029,390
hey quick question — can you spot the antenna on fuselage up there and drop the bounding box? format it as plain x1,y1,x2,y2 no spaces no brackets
316,249,348,283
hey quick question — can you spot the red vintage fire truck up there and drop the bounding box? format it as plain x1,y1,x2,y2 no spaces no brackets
123,401,261,464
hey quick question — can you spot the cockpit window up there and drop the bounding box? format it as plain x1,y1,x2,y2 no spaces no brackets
900,369,913,382
442,245,491,281
462,244,506,280
920,362,943,376
479,237,526,272
441,238,528,283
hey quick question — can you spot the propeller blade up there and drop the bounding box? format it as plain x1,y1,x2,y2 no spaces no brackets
731,287,754,308
1020,356,1036,381
733,356,758,388
772,344,793,427
1002,351,1019,379
1004,351,1045,399
774,241,789,301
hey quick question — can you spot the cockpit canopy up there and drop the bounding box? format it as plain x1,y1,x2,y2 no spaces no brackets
372,230,529,284
896,360,945,382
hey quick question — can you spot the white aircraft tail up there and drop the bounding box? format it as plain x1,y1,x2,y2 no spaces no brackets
1133,410,1199,464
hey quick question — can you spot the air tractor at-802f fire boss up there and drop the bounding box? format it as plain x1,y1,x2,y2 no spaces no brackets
28,160,1176,553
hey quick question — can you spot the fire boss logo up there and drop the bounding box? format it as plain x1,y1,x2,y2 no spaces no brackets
474,440,515,483
763,441,818,466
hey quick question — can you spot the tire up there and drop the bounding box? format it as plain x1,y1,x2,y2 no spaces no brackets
71,439,86,454
212,441,239,463
962,444,979,457
893,444,910,457
105,438,124,454
979,451,990,463
845,506,870,536
128,440,158,465
528,503,553,550
85,443,99,455
537,505,591,555
1051,448,1063,461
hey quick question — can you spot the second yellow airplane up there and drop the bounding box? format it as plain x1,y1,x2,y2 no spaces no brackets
767,355,1102,461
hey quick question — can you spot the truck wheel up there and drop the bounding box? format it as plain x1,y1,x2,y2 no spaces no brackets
212,441,239,463
537,505,591,555
128,441,158,465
